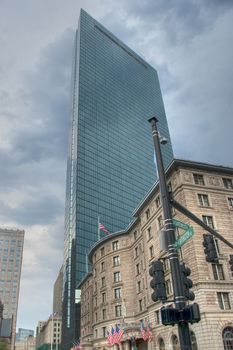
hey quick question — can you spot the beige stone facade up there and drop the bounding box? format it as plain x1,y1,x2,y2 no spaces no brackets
79,159,233,350
15,336,36,350
36,315,62,350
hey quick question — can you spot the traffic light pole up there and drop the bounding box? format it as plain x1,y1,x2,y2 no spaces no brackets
148,117,192,350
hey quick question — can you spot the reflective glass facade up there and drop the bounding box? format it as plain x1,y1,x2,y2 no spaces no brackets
62,9,173,348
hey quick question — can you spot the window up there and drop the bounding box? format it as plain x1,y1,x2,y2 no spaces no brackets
95,329,98,338
190,331,198,350
228,198,233,208
95,312,98,322
193,173,205,185
136,263,140,275
217,292,231,310
135,246,139,258
101,247,105,256
163,258,169,272
102,309,106,320
149,245,154,258
139,299,143,311
223,178,233,189
101,261,105,272
158,338,165,350
147,227,152,240
202,215,215,229
171,334,180,350
155,196,161,208
101,277,105,287
114,288,121,299
102,292,106,303
222,327,233,350
134,230,138,240
112,241,119,251
155,310,161,324
146,208,150,219
113,256,120,266
198,194,210,206
103,327,107,338
115,305,122,317
137,280,141,293
212,264,224,280
114,272,121,283
158,215,163,229
165,279,172,295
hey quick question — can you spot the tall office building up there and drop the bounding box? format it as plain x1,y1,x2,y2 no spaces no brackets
62,9,173,348
0,228,24,319
0,228,24,349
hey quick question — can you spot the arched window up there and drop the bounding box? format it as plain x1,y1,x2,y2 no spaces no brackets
171,335,180,350
223,327,233,350
158,337,165,350
190,331,198,350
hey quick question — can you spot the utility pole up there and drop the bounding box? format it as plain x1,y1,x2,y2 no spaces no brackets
148,117,192,350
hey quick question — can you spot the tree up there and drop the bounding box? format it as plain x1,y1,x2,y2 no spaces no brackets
0,341,9,350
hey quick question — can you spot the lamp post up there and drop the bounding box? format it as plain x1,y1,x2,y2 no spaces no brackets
148,117,192,350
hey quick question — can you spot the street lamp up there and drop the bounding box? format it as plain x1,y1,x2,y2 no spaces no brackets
148,117,192,350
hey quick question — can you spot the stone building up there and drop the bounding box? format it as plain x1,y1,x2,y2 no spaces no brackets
15,335,36,350
36,315,62,350
78,159,233,350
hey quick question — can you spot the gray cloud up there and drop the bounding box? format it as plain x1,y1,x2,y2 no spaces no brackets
0,0,233,331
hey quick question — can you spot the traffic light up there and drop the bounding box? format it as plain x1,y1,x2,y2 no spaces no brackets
180,263,195,301
161,306,179,326
180,303,201,324
203,234,218,263
149,260,167,302
229,255,233,274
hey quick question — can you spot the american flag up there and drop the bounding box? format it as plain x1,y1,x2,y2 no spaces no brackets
147,321,153,342
107,329,113,346
72,340,82,350
99,222,109,234
140,322,148,341
114,325,124,344
112,326,116,344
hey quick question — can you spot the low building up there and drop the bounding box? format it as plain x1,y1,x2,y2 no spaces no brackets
78,159,233,350
16,329,34,342
15,335,36,350
36,315,62,350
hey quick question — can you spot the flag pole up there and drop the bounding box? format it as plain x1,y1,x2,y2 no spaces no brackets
98,215,100,241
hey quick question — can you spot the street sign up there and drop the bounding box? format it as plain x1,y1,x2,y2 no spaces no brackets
174,227,194,249
173,219,190,231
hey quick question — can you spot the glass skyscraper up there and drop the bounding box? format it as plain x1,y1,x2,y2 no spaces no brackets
62,9,173,348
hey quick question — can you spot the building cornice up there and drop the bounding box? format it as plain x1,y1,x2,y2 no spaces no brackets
132,158,233,217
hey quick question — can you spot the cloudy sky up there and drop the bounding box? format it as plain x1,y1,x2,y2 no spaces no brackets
0,0,233,331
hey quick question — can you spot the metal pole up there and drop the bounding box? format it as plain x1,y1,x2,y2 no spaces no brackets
148,117,192,350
